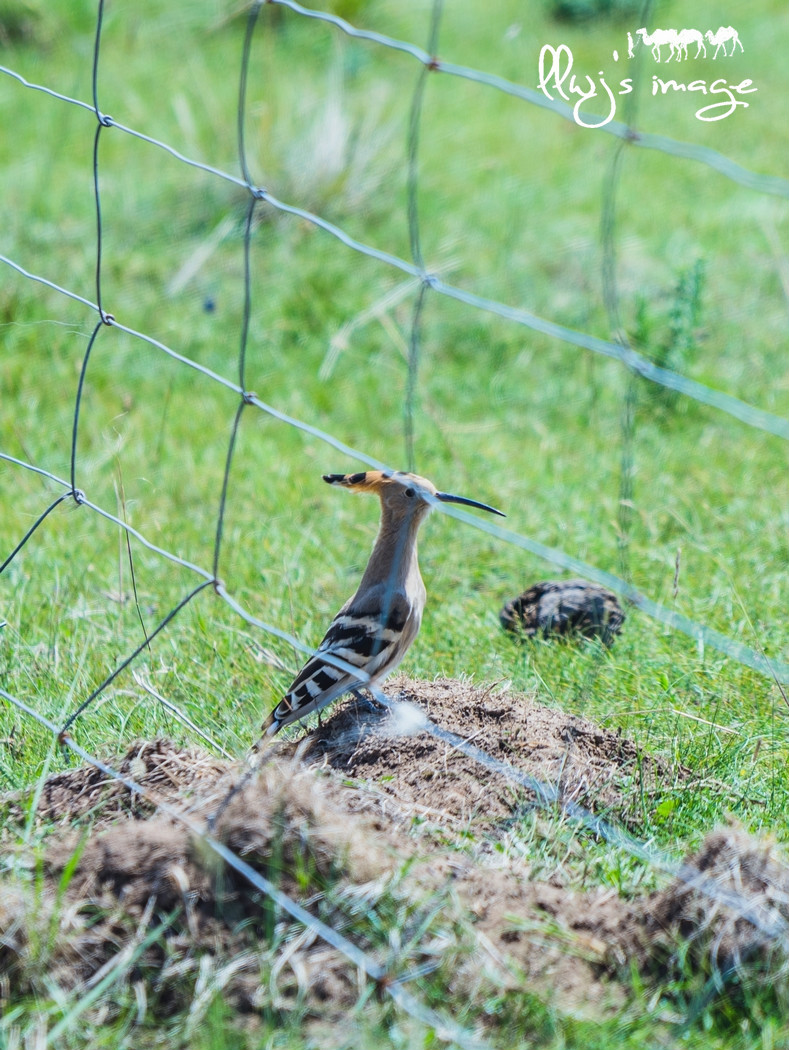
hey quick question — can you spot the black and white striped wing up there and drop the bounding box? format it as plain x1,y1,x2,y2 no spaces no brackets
262,590,413,735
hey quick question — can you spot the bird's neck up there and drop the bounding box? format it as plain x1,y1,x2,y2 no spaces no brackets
358,508,424,594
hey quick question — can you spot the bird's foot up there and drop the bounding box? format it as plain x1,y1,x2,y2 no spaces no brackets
351,688,388,715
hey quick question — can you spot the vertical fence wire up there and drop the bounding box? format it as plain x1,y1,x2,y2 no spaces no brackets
403,0,443,470
1,1,788,1037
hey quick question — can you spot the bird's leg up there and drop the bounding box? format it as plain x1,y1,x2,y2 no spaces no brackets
352,688,387,714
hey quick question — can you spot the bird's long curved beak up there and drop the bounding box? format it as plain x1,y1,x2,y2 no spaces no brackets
435,492,505,517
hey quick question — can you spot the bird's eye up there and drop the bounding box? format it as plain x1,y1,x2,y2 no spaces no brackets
404,487,415,498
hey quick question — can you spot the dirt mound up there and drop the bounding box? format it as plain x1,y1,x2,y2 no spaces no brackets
1,679,787,1030
448,822,789,1003
444,864,641,1013
283,676,681,829
643,826,789,975
2,737,226,829
2,754,389,1016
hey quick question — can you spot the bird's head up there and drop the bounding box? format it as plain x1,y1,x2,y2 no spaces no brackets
322,470,505,521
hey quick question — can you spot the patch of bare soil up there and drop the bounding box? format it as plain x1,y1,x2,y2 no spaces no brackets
643,826,789,975
1,680,787,1030
283,676,683,830
2,737,227,830
442,823,789,1016
1,748,388,1018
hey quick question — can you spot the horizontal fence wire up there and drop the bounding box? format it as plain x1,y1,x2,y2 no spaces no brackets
270,0,789,200
1,0,788,1037
5,438,789,689
2,70,789,435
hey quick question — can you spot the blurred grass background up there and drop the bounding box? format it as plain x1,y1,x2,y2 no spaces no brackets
3,0,789,1044
0,0,788,982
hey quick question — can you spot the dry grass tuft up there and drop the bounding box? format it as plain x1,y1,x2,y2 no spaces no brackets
642,824,789,979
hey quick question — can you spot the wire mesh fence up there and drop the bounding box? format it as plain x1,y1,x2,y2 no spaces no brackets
2,0,789,1041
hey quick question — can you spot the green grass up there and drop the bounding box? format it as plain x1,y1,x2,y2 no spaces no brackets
2,0,789,1044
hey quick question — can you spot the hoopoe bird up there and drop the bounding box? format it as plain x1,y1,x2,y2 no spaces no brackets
261,470,505,737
